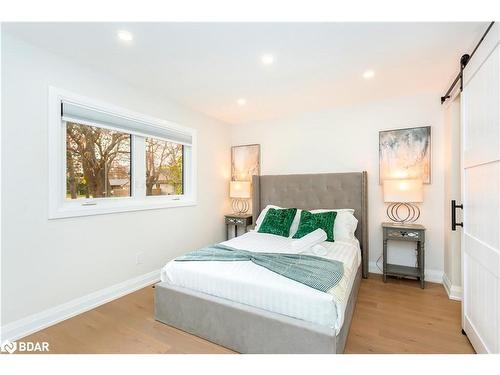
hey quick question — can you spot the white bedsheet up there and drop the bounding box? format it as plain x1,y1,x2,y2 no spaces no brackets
160,231,361,332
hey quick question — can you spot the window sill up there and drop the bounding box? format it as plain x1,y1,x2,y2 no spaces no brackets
48,198,197,219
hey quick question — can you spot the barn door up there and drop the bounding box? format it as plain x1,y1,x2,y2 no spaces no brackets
460,24,500,354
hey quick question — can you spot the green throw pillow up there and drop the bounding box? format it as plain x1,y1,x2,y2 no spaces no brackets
258,208,298,237
293,210,337,242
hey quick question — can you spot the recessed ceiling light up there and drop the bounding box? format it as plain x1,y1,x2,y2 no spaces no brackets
363,70,375,79
237,98,247,106
261,54,275,65
117,30,133,42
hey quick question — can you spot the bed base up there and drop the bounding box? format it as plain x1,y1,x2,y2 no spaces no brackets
154,266,361,354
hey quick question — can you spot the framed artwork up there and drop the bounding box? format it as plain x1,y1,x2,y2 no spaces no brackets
231,144,260,182
379,126,431,184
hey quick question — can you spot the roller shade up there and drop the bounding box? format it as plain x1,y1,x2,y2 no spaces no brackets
62,101,193,145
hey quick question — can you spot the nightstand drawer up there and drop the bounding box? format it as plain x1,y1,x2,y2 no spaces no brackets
224,215,252,226
385,228,424,241
225,217,248,225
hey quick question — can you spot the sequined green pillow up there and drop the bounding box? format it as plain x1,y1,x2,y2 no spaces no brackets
293,210,337,242
258,208,298,237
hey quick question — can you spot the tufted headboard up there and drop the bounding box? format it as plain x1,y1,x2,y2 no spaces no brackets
252,172,369,278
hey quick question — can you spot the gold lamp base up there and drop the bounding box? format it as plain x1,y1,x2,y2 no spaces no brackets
386,202,420,224
231,198,249,214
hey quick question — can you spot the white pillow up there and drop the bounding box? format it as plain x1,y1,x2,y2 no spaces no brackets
308,208,358,241
255,205,302,237
256,206,357,240
292,206,358,239
288,210,302,237
310,208,355,214
333,211,358,241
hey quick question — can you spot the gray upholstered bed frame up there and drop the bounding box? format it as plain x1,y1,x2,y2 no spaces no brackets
252,172,369,278
155,172,369,354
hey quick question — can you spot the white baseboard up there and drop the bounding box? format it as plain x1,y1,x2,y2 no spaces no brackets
0,269,160,343
368,261,444,284
442,273,463,301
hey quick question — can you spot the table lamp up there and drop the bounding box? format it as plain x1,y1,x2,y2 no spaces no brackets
383,179,423,223
229,181,251,214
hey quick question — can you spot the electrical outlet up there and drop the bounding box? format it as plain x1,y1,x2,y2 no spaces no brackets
136,252,144,265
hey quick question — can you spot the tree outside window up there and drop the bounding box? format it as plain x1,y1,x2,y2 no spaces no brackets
145,138,183,196
66,122,131,199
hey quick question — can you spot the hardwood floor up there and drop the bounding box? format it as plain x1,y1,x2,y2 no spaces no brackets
344,275,474,354
22,274,474,354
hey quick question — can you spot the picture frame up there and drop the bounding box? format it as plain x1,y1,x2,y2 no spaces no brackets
379,126,431,184
231,144,261,182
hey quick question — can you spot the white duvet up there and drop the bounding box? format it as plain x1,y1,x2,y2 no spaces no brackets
160,231,361,332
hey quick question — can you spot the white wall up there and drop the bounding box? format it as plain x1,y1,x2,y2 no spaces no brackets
231,94,445,281
443,95,462,299
1,34,231,326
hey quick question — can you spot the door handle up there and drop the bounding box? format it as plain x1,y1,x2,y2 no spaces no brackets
451,200,463,231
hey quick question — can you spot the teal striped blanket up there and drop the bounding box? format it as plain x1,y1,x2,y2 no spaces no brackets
175,244,344,293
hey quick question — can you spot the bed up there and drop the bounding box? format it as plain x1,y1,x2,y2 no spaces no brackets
155,172,368,354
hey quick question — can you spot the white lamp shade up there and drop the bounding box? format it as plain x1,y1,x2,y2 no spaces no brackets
383,179,423,203
229,181,251,199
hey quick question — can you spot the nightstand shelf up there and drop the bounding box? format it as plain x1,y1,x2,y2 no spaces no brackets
382,222,426,288
385,263,421,278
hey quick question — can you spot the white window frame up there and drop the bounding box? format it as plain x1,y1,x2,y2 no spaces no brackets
48,86,197,219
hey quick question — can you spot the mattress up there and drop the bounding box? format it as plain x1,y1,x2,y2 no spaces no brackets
160,231,361,332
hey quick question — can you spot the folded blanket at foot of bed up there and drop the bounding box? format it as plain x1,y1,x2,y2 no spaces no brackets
175,244,344,293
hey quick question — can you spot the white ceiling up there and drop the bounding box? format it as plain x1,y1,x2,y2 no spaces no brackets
4,22,487,124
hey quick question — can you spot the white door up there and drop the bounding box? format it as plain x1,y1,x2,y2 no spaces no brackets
461,24,500,354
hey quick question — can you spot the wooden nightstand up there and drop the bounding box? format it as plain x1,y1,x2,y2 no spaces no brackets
382,222,426,288
224,214,253,240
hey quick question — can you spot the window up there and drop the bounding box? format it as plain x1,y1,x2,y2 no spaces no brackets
145,138,183,196
66,123,132,199
49,87,196,218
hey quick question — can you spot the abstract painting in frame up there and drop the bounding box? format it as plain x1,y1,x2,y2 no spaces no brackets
231,144,260,182
379,126,431,184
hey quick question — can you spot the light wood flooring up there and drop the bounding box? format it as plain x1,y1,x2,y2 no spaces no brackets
22,274,474,354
